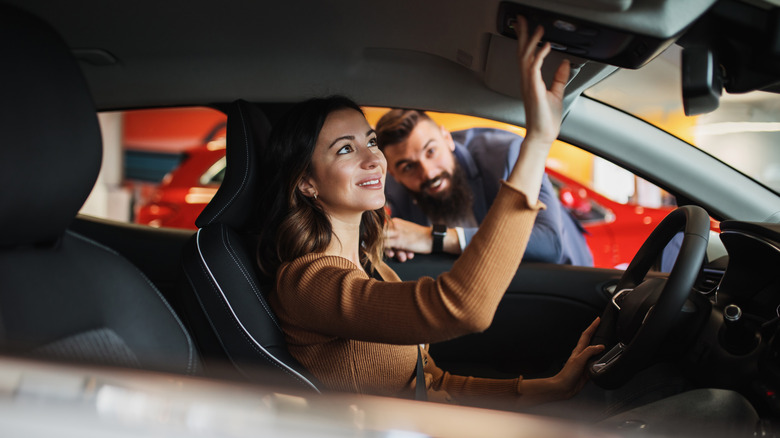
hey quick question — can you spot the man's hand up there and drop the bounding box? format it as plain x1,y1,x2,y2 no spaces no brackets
384,218,434,262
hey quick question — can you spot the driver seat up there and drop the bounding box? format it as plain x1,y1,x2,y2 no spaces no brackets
179,100,320,392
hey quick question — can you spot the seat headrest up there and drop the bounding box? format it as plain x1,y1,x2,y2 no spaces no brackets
0,5,102,247
196,100,272,231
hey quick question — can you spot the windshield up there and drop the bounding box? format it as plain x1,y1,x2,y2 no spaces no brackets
586,44,780,195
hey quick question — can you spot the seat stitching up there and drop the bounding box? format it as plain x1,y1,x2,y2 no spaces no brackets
191,258,307,385
219,226,282,331
204,103,250,225
195,235,314,389
194,229,319,392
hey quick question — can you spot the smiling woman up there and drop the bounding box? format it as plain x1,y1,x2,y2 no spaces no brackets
254,97,389,278
299,108,387,223
261,92,604,406
253,14,609,409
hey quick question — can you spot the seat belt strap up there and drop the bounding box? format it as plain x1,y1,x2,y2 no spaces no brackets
416,344,427,401
373,266,426,401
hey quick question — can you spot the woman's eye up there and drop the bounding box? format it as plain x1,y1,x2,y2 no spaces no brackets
368,138,378,148
337,145,353,155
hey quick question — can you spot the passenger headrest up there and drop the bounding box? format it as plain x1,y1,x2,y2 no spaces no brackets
0,5,102,247
196,100,272,231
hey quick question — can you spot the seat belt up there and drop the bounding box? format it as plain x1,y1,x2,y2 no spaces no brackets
416,344,427,401
371,264,426,401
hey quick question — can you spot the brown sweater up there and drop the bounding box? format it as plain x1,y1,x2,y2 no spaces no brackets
268,182,542,404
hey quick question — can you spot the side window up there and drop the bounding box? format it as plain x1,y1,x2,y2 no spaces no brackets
547,146,678,270
363,107,677,270
85,106,676,270
81,107,227,229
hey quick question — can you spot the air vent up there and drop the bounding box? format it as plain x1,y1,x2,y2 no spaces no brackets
694,267,724,294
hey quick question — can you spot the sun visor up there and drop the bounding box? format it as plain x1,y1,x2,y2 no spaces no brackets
484,33,584,101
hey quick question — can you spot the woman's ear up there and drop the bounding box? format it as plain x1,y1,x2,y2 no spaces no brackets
297,176,318,199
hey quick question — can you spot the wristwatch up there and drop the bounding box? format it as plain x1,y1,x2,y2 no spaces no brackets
431,224,447,253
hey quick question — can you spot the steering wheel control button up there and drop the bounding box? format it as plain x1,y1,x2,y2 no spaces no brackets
553,19,577,32
591,342,626,374
611,288,633,311
616,420,647,431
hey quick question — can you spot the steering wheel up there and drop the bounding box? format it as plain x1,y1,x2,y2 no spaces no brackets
588,205,710,389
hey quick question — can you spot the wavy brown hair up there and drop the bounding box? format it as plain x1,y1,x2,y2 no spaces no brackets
256,96,388,278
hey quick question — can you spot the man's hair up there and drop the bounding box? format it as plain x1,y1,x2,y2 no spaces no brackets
375,109,434,151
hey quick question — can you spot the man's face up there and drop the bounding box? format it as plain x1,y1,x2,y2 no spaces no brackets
382,119,457,198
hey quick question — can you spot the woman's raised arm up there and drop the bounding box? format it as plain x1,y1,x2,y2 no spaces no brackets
505,15,569,205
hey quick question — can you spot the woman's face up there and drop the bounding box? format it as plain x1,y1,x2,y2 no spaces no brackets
300,108,387,220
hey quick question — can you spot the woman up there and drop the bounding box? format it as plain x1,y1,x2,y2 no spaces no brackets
260,17,604,409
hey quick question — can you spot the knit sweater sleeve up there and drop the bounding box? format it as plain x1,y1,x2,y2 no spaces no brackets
424,349,523,407
275,182,542,345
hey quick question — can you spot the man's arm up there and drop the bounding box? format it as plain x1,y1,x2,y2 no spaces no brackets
384,218,462,261
384,175,567,263
522,175,564,262
384,177,456,261
460,175,564,263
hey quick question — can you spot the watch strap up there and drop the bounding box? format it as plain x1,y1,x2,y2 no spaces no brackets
431,224,447,253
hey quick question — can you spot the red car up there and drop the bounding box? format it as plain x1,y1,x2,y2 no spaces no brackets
136,142,678,268
135,141,226,229
545,168,675,269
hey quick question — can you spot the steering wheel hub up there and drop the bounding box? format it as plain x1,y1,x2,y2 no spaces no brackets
616,277,666,342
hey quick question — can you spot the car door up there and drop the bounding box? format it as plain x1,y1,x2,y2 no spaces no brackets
388,256,617,379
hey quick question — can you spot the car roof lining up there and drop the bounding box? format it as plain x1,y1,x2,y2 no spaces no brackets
5,0,724,117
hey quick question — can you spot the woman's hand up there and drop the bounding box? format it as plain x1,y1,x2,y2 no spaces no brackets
514,15,569,146
550,317,605,399
515,317,604,408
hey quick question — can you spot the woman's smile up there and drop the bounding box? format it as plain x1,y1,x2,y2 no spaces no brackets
357,175,384,189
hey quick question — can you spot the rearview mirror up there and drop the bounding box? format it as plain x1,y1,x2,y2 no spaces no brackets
682,46,723,116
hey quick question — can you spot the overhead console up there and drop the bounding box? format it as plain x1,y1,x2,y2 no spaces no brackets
484,0,714,107
496,1,688,69
494,0,780,116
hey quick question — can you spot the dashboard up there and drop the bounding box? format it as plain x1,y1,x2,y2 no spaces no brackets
687,220,780,417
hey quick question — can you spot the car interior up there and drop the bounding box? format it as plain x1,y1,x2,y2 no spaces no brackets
2,0,780,436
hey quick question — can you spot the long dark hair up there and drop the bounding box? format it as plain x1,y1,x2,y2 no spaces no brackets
256,96,388,277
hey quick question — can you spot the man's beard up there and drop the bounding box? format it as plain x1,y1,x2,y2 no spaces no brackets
411,163,476,227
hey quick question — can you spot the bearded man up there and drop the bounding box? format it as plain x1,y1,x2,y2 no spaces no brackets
377,109,592,266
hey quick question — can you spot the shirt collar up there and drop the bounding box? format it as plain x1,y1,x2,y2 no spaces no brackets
452,141,479,179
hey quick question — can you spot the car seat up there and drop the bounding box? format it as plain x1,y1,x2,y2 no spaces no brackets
0,4,198,375
179,99,320,392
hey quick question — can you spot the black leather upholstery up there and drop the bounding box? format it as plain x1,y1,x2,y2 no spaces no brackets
180,100,320,391
0,4,199,375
